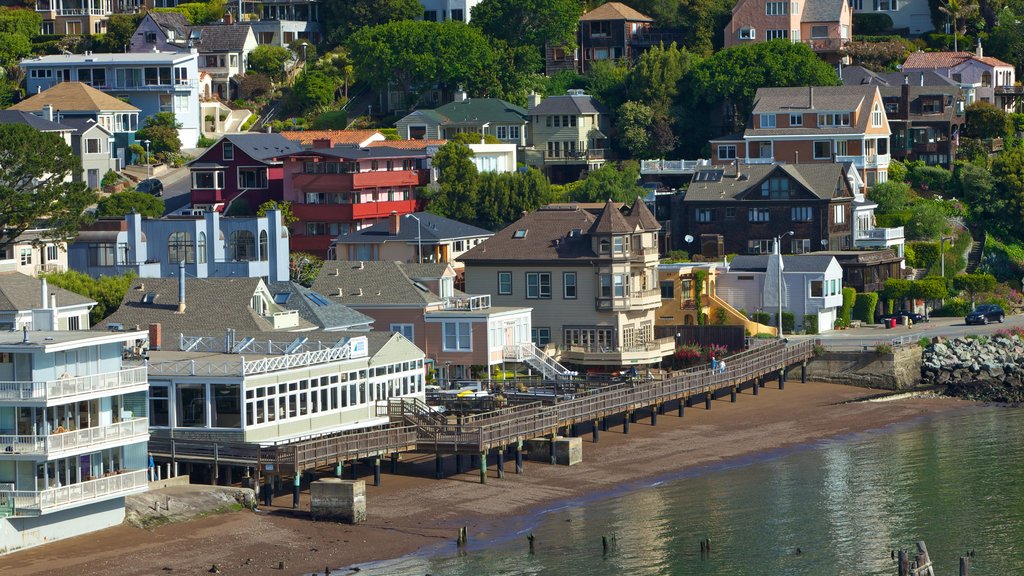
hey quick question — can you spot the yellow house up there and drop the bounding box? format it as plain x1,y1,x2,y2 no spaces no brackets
656,262,777,336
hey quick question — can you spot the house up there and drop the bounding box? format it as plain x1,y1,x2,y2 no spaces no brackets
842,66,965,167
61,118,120,188
276,144,430,257
674,163,856,256
0,230,69,277
723,0,852,64
0,328,150,552
711,85,892,187
815,249,904,293
367,136,517,176
279,129,386,148
846,0,934,35
33,0,137,36
242,0,322,45
188,133,303,212
310,261,534,381
717,253,844,333
144,330,422,481
69,209,290,282
20,52,203,148
901,42,1020,112
129,12,190,53
460,201,674,369
9,82,141,168
656,262,777,336
524,90,612,183
328,211,493,272
394,93,530,147
0,109,73,142
419,0,481,22
845,163,906,258
0,273,94,331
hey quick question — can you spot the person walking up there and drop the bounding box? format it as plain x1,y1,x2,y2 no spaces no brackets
711,356,719,372
718,360,727,374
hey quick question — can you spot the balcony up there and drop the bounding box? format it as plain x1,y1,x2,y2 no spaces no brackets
0,469,148,517
0,366,148,405
743,157,775,165
0,417,149,459
291,170,428,192
292,199,421,224
856,226,904,241
560,336,675,366
835,153,890,169
441,294,491,311
640,159,711,175
802,38,847,53
56,7,108,15
595,288,662,311
542,149,606,163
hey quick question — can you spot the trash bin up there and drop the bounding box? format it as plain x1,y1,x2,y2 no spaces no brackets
889,318,897,329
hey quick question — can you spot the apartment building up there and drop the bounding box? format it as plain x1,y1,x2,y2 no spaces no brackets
723,0,851,63
188,133,303,213
419,0,481,22
524,90,612,183
901,41,1021,112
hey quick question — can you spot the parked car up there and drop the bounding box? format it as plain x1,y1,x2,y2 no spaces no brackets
877,310,928,324
136,178,163,197
965,304,1005,325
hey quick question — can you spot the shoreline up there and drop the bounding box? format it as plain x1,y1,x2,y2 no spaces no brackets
0,382,980,576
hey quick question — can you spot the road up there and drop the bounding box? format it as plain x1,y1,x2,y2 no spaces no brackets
159,147,207,216
806,313,1024,350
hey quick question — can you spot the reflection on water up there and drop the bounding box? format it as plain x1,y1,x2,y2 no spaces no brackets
356,407,1024,576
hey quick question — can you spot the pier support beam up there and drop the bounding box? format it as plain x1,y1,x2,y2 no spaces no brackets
629,411,638,423
705,393,712,410
549,434,557,465
801,361,807,383
515,443,524,474
678,400,684,417
373,458,381,487
570,424,577,437
753,379,759,396
456,455,464,474
435,454,443,479
497,448,505,479
778,370,785,390
731,386,737,403
650,406,657,426
390,453,399,474
623,413,631,434
479,452,487,484
349,460,356,480
600,417,608,432
335,461,343,478
592,421,599,443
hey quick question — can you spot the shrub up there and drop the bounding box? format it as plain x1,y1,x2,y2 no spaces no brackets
312,110,348,129
853,13,894,34
907,165,953,193
776,311,795,332
100,169,120,187
853,292,879,324
713,308,728,325
876,210,912,229
918,337,932,347
240,114,257,132
674,343,703,365
752,311,771,325
930,296,971,316
197,134,216,147
907,241,939,268
237,72,273,100
875,343,893,354
804,314,818,335
840,287,856,326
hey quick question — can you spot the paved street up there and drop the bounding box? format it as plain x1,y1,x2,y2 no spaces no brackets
805,313,1024,350
159,147,207,215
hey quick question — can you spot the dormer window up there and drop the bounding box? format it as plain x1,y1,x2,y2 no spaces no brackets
599,239,610,254
145,31,157,43
223,141,234,161
612,236,625,254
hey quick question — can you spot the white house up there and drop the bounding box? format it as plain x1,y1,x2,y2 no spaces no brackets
902,41,1017,110
419,0,482,22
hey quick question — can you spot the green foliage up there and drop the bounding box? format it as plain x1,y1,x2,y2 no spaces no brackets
853,292,880,324
907,165,953,193
912,276,950,301
888,159,908,183
0,8,42,38
752,311,771,324
136,112,182,156
197,134,216,147
256,199,298,226
428,141,479,224
840,287,856,326
0,32,31,67
95,13,141,53
236,72,274,101
312,110,348,130
713,308,728,325
852,13,895,34
777,311,795,332
931,296,971,316
153,0,224,25
627,42,693,115
471,0,582,50
875,342,893,354
323,0,422,45
42,269,134,325
583,60,629,110
540,70,584,97
803,314,818,335
880,278,913,308
964,149,1024,239
965,101,1012,140
869,180,911,213
240,114,257,132
979,236,1024,282
907,241,940,268
953,272,997,306
289,252,323,287
906,201,951,240
0,124,97,251
248,45,291,82
450,132,500,145
567,162,645,204
615,101,677,159
289,69,337,112
96,190,164,219
100,170,120,188
839,39,910,71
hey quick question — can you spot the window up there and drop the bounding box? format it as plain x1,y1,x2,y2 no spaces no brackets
177,384,206,427
526,272,551,299
229,54,238,68
150,385,169,427
197,231,207,264
46,244,58,262
660,280,674,299
531,327,550,347
872,102,883,127
513,229,527,239
810,280,824,297
443,321,472,351
563,272,577,299
766,1,788,14
726,207,737,219
766,29,788,40
390,323,414,340
88,243,117,266
613,273,626,297
696,208,715,223
168,231,194,264
612,236,625,254
811,25,828,38
760,114,776,128
833,204,846,224
789,113,803,126
813,141,832,159
748,239,772,254
229,231,256,261
498,271,512,294
41,21,53,34
718,145,736,159
817,112,851,127
85,138,100,154
259,230,268,261
599,239,610,254
760,177,791,199
238,168,268,189
748,207,771,222
791,206,813,222
423,9,437,20
848,0,863,9
451,8,464,20
66,21,80,35
791,238,811,253
19,248,32,266
739,27,756,39
223,141,234,161
193,171,223,189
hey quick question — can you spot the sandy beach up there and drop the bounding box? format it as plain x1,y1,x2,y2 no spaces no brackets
0,382,975,576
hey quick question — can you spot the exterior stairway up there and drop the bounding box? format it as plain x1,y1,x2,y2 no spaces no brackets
503,343,574,381
965,235,984,273
386,397,447,427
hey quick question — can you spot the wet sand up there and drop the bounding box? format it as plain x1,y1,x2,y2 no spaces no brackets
0,383,973,576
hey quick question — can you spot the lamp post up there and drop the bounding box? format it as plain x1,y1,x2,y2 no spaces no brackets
775,231,794,339
300,41,308,63
939,235,953,279
405,213,422,263
142,139,151,179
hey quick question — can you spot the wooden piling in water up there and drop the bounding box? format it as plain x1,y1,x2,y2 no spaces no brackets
730,386,737,402
373,457,381,487
479,451,487,484
623,413,631,434
650,406,657,426
960,556,970,576
753,378,759,395
678,399,684,417
527,533,535,554
515,444,524,474
705,392,712,410
496,448,505,479
435,453,443,479
778,370,785,390
592,421,599,443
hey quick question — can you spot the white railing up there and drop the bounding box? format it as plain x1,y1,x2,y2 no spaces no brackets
0,469,148,516
565,336,675,355
743,157,776,165
441,294,491,311
836,153,891,169
57,7,108,14
640,159,711,174
0,417,148,456
243,340,366,375
857,226,904,241
0,366,148,403
503,343,573,380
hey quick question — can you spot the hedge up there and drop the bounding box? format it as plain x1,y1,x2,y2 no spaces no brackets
804,314,819,335
907,241,939,269
752,311,771,325
853,292,879,324
776,311,795,333
853,13,894,35
840,287,856,326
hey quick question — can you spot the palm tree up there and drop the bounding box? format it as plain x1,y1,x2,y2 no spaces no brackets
939,0,980,52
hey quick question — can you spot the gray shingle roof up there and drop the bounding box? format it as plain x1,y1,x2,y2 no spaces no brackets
751,85,873,114
190,23,254,53
219,133,303,163
532,93,611,116
310,262,443,307
0,272,95,311
0,110,73,132
265,281,375,330
588,199,633,234
148,12,189,38
729,254,837,272
684,163,851,202
338,212,492,245
427,98,528,124
801,0,844,22
58,116,112,136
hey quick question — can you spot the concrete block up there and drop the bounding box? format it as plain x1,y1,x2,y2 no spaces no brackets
524,438,551,462
553,436,583,466
310,478,365,524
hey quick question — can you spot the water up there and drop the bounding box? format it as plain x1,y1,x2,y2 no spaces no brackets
355,406,1024,576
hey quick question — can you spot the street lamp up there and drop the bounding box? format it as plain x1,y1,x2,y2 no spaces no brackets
405,213,422,264
774,228,790,336
142,140,151,179
939,235,953,279
300,41,308,63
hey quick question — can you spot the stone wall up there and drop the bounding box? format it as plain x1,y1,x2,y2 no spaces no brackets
921,335,1024,402
806,345,923,390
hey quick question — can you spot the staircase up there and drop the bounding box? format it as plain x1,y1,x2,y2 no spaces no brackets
386,397,447,428
908,267,928,280
503,343,574,381
965,235,984,273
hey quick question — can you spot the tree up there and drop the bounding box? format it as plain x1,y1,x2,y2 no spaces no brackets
323,0,422,45
428,141,479,223
952,272,996,308
869,180,912,214
315,46,356,99
0,9,42,38
583,60,629,110
42,269,135,325
675,0,735,53
938,0,980,51
97,14,142,53
471,0,583,50
615,101,677,159
839,40,911,71
475,168,552,230
96,190,164,218
257,199,299,226
911,276,950,313
0,32,31,67
567,162,646,204
0,124,96,252
880,278,913,310
289,69,337,112
236,72,274,100
965,101,1012,140
248,45,291,82
628,42,693,115
969,147,1024,240
290,252,323,287
450,132,500,145
135,112,182,156
906,201,951,239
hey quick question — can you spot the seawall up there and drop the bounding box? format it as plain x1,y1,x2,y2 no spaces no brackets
806,345,923,390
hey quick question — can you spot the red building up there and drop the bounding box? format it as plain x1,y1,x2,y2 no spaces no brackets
188,133,303,212
277,144,431,257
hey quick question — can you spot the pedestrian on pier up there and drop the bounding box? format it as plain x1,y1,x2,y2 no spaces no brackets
711,356,718,372
718,360,727,374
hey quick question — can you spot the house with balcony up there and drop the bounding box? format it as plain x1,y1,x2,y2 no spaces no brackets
0,230,69,278
68,209,290,282
188,133,303,213
242,0,322,45
329,211,493,273
34,0,125,36
901,41,1020,112
816,249,904,293
460,201,673,369
276,144,430,257
845,0,933,35
842,66,965,167
570,2,655,74
718,253,844,333
0,274,94,332
656,262,778,336
524,90,611,183
723,0,851,64
395,93,530,148
20,52,202,148
0,329,150,552
710,85,892,187
419,0,480,23
9,83,141,168
674,163,855,257
310,261,534,381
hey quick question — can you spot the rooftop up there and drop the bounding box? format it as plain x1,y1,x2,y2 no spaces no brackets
421,98,529,125
0,272,95,312
685,163,852,202
278,129,384,147
189,23,254,52
265,281,375,331
21,52,198,65
0,329,146,353
728,254,838,273
531,92,612,116
336,212,493,245
9,82,141,113
902,50,1012,71
310,261,446,307
0,110,73,132
580,2,654,21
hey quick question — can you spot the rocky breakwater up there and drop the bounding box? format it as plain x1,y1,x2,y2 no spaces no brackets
922,334,1024,402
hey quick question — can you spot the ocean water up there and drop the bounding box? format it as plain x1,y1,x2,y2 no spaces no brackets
354,406,1024,576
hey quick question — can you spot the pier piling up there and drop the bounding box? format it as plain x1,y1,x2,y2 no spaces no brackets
515,444,524,474
373,458,381,487
705,393,712,410
480,452,487,484
730,386,737,403
651,406,657,426
435,454,443,479
592,421,599,443
623,413,631,434
497,448,505,479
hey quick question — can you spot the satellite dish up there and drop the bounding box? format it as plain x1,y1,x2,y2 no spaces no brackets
684,235,694,243
821,239,829,247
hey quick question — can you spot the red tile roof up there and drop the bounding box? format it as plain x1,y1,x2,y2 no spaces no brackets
903,50,1012,70
367,139,448,149
278,129,383,146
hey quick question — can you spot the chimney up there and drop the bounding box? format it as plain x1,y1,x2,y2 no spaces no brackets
454,85,467,102
40,277,48,308
388,211,400,235
176,260,186,314
312,138,331,149
42,104,54,122
223,11,233,24
149,323,162,351
808,86,814,109
527,92,541,111
49,293,56,309
976,38,983,58
920,72,925,86
265,126,272,133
